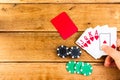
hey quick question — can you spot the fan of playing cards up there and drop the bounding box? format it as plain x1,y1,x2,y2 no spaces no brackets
76,25,117,59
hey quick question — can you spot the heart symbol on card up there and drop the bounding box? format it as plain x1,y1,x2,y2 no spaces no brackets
90,37,94,41
95,36,99,40
87,40,91,44
84,43,88,47
103,40,107,44
111,44,116,49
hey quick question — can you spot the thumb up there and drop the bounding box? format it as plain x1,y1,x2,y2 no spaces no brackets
102,45,120,61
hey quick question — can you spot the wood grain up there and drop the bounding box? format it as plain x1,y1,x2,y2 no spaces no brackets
0,4,120,31
0,1,120,80
0,63,119,80
0,0,120,3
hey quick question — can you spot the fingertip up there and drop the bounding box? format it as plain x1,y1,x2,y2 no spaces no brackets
101,45,108,50
104,56,111,67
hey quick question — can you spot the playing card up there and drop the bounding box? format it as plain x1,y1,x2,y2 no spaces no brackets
51,12,78,40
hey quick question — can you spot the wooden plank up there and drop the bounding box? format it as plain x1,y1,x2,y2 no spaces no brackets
0,0,120,3
0,32,119,61
0,63,119,80
0,4,120,31
0,32,102,61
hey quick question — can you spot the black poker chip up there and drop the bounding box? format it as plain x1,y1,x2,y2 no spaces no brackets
57,45,69,58
69,46,82,58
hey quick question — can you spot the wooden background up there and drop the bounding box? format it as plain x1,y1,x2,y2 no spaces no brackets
0,0,120,80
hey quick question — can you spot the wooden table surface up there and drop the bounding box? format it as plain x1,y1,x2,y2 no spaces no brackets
0,0,120,80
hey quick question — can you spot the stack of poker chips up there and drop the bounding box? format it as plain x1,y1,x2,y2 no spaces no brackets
66,60,93,76
57,45,82,58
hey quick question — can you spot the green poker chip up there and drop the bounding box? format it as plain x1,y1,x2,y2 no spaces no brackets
74,61,83,74
80,62,93,76
66,60,76,74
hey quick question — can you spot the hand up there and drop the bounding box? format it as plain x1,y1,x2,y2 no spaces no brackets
102,39,120,70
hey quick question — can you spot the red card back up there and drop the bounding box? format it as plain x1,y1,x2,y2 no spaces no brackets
51,12,78,40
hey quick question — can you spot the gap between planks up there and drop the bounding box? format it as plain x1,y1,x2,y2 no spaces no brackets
0,60,104,63
1,0,120,4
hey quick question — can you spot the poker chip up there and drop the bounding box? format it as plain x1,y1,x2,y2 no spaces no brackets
66,60,76,74
69,46,82,58
57,45,69,58
80,62,93,76
74,61,83,74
